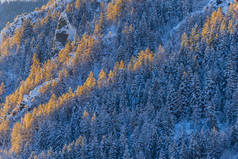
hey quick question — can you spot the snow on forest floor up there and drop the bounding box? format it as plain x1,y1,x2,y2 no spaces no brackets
22,80,56,108
173,120,229,140
7,79,57,121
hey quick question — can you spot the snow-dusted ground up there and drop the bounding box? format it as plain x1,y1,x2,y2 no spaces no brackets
106,25,117,39
0,7,47,44
173,120,229,140
173,121,193,139
220,151,238,159
7,79,58,121
0,0,64,44
22,80,57,108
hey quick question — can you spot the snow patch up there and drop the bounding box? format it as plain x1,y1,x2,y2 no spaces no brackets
102,25,117,44
106,25,117,39
22,79,57,107
0,10,42,44
173,121,193,139
0,0,65,45
8,79,58,121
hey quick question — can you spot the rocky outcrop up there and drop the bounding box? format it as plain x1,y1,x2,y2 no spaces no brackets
53,12,76,51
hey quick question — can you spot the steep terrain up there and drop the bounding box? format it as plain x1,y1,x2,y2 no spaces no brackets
0,0,238,158
0,0,48,30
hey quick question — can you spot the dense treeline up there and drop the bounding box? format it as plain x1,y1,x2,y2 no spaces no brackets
0,0,201,111
0,0,238,158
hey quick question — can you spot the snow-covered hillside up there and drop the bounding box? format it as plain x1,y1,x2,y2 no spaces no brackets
1,0,238,158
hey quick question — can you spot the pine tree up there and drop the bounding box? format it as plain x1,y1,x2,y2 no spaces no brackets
226,88,238,124
230,121,238,146
84,72,96,90
75,85,83,97
204,70,217,104
168,140,178,159
119,60,125,70
97,69,107,88
201,17,210,40
225,53,238,99
205,100,217,129
159,149,167,159
228,20,234,34
21,18,33,39
75,0,80,9
0,119,10,147
176,71,191,120
12,28,22,51
216,7,223,22
0,82,4,97
108,70,114,83
106,0,123,22
136,150,145,159
10,123,22,155
181,33,188,48
122,144,131,159
191,73,203,126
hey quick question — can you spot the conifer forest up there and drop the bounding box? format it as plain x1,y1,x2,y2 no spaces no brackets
1,0,238,158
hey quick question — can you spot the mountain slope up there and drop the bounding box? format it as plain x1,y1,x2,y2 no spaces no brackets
0,0,238,158
0,0,48,30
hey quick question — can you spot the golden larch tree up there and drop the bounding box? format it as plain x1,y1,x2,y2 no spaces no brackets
97,69,107,88
10,123,22,155
75,0,80,9
84,72,96,90
0,82,4,96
